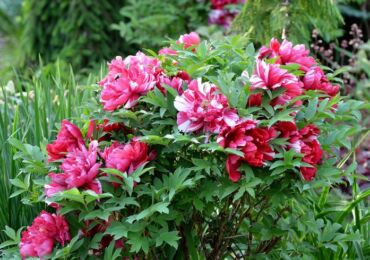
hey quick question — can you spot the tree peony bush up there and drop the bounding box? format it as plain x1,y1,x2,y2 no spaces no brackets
2,33,368,259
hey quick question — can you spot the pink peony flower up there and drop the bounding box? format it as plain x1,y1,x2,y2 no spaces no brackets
249,61,303,106
176,32,200,49
303,67,340,97
20,211,70,259
156,73,187,95
45,141,102,197
123,52,162,75
158,47,178,56
259,38,316,72
99,53,161,111
102,139,155,175
46,120,84,162
174,79,239,133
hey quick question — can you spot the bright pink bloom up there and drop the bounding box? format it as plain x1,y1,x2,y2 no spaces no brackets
303,67,340,97
99,53,161,111
259,38,316,72
176,32,200,49
45,141,102,197
156,74,187,95
159,48,178,56
46,120,84,162
174,79,239,133
249,61,303,106
124,52,162,75
20,211,70,259
102,139,155,175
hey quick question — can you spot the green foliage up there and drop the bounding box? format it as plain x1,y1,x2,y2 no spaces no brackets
22,0,126,69
0,61,97,241
232,0,344,45
111,0,209,50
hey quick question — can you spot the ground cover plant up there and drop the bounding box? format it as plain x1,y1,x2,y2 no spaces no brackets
1,32,370,259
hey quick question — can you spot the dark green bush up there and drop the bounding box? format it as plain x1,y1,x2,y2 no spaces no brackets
20,0,127,70
111,0,209,50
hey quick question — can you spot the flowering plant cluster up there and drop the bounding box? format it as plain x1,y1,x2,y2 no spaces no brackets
3,33,367,259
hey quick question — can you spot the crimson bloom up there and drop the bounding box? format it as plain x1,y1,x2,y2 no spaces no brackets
218,121,275,182
298,124,323,180
174,79,239,133
274,122,323,181
45,141,102,197
46,120,84,162
20,211,70,259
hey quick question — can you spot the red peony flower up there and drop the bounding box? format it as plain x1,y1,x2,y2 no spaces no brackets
299,139,323,181
303,67,340,97
176,32,200,49
20,211,70,259
217,119,257,148
274,123,323,181
242,128,276,167
174,79,239,133
99,53,161,111
273,121,301,152
46,120,84,162
218,121,275,181
249,61,303,106
259,38,316,72
45,141,102,197
226,155,243,182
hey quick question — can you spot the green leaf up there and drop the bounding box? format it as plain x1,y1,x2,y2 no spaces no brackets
126,202,170,223
155,231,180,249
